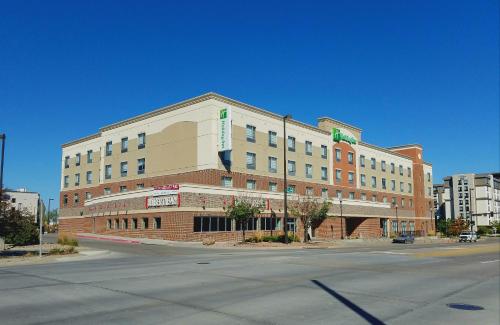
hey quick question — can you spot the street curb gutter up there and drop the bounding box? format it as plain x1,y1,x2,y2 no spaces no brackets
77,234,141,244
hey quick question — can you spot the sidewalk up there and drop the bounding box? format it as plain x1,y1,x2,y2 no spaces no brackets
77,233,205,248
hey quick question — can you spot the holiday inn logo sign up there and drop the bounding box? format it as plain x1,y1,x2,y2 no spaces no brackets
218,108,232,151
332,128,357,145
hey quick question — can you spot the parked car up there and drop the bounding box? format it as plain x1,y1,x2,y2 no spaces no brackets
392,234,415,244
458,231,477,242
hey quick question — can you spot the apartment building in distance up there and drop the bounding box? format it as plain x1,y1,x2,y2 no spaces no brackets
434,172,500,228
59,93,434,241
2,188,44,223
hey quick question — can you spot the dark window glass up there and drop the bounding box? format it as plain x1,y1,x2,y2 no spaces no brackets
202,217,210,232
194,217,202,232
210,217,218,231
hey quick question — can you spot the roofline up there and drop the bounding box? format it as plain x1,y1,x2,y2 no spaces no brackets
62,133,101,149
423,161,433,166
387,144,423,150
3,190,40,195
317,117,362,132
358,142,413,161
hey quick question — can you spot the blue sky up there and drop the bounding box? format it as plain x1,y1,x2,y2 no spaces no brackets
1,0,498,209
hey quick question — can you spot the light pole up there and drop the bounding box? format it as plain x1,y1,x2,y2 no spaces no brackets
340,198,344,239
282,114,292,244
0,133,5,196
393,203,399,235
39,198,53,258
469,187,474,234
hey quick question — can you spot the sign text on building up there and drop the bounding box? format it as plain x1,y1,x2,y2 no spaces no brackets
218,108,232,151
153,184,179,196
147,195,178,208
332,127,357,145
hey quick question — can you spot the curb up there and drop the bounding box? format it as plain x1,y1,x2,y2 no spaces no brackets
77,234,141,244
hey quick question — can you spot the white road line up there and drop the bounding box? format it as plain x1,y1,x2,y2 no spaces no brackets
369,251,410,255
480,259,500,264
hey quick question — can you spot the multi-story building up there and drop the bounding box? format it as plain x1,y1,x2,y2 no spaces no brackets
2,188,44,222
59,93,434,241
434,173,500,228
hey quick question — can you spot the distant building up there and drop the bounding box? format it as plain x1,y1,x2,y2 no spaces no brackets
2,188,44,223
434,173,500,228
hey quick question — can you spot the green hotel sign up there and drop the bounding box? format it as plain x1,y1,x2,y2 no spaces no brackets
332,128,357,145
218,108,232,151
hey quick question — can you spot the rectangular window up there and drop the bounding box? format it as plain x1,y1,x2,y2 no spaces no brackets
382,178,387,190
391,180,396,191
136,183,144,189
74,173,80,186
114,218,119,229
120,161,128,177
336,190,343,199
138,133,146,149
305,141,313,155
391,197,397,206
74,193,79,204
383,196,388,203
321,167,328,181
75,153,81,166
408,183,412,193
347,152,354,164
105,165,112,179
400,182,404,192
407,167,411,177
321,188,328,199
381,160,386,171
399,165,403,176
360,174,366,186
335,149,341,161
246,125,256,142
86,171,92,184
348,172,354,184
287,185,296,193
142,218,149,229
64,156,70,168
221,176,233,187
123,218,128,230
246,179,256,190
132,218,138,229
401,198,405,208
85,192,92,200
106,219,111,229
287,136,295,151
246,152,256,170
137,158,145,174
390,163,395,174
360,155,365,167
427,172,431,182
428,187,432,196
349,192,355,199
121,137,128,153
288,160,296,176
154,217,161,229
268,131,277,147
306,187,314,196
105,141,112,156
87,150,93,163
336,169,342,182
268,182,277,192
64,176,69,188
260,217,278,231
371,176,377,188
104,187,111,195
268,156,277,173
321,145,327,159
305,164,313,178
120,185,127,193
371,158,376,170
361,193,367,200
372,195,377,202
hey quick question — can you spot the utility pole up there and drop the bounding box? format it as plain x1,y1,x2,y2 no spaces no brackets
39,199,44,257
340,198,344,239
0,133,5,196
282,115,291,244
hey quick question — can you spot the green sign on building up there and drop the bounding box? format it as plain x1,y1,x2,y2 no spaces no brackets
332,127,357,145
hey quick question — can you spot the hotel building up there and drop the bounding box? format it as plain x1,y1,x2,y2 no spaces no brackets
59,93,434,241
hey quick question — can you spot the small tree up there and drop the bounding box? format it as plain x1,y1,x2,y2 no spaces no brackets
449,217,469,236
0,201,39,246
226,195,262,242
289,196,330,243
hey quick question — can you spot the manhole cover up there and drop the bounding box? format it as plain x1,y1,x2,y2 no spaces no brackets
447,303,484,311
197,262,210,264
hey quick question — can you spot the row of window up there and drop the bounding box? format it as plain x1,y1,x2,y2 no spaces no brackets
360,174,413,193
391,220,415,235
64,133,146,168
359,155,413,177
193,216,280,232
106,216,161,230
246,125,328,158
62,183,147,206
335,149,355,164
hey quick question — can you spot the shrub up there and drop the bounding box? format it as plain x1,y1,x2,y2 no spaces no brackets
49,246,75,255
0,204,39,246
57,235,79,247
477,226,492,236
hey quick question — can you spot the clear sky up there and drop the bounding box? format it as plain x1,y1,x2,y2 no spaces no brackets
1,0,498,209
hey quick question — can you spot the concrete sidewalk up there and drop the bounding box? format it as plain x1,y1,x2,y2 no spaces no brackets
77,233,205,248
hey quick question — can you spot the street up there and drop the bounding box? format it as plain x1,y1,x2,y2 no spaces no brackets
1,237,499,325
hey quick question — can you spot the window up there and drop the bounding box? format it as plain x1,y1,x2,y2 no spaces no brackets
305,164,313,178
371,176,377,188
335,149,341,161
64,176,69,188
306,187,314,196
104,188,111,195
408,183,412,193
86,171,92,184
287,185,296,193
287,136,295,151
321,188,328,199
321,167,328,181
348,172,354,184
154,217,161,229
121,137,128,153
74,193,79,204
120,185,127,193
336,190,343,199
321,145,327,159
246,179,256,190
64,156,70,168
137,158,145,174
246,152,256,170
391,180,396,191
123,219,128,230
427,172,431,182
349,192,355,199
360,174,366,186
372,195,377,202
305,141,313,155
371,158,376,170
87,150,93,163
269,182,277,192
401,198,405,208
114,219,119,229
138,133,146,149
85,192,92,200
105,141,112,156
63,195,68,206
428,187,432,196
390,163,395,174
268,131,277,147
120,161,128,177
75,153,81,166
221,176,233,187
361,193,367,200
260,217,279,231
132,218,137,229
105,165,112,179
381,160,386,171
106,219,111,229
136,183,144,189
400,182,404,192
195,217,232,232
348,152,354,164
288,160,296,176
360,155,365,167
142,218,149,229
335,169,342,182
74,173,80,186
236,217,258,232
246,125,256,142
268,156,277,173
407,167,411,177
392,220,398,233
382,178,387,190
399,165,403,176
391,197,397,206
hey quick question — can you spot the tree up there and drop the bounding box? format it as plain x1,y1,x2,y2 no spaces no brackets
226,195,263,242
0,201,39,246
436,216,452,236
289,196,330,243
449,217,469,236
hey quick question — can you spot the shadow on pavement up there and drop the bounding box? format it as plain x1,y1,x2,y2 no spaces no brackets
311,279,385,325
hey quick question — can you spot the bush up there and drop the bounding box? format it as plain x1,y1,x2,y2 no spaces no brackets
477,226,492,236
49,246,75,255
0,204,39,246
57,235,79,247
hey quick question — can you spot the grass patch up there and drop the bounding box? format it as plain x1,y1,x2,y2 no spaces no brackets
48,246,76,255
57,235,79,247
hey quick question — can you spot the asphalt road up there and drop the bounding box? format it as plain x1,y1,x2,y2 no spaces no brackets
1,237,499,325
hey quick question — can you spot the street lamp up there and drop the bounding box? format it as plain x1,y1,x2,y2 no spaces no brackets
469,187,475,234
39,198,53,258
0,133,5,196
282,114,292,244
393,203,399,235
339,198,344,239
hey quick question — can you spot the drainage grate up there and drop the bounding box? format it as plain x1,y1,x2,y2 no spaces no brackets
447,303,484,311
197,262,210,264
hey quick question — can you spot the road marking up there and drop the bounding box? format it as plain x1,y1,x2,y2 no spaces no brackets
415,244,500,258
480,259,500,264
369,251,410,255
